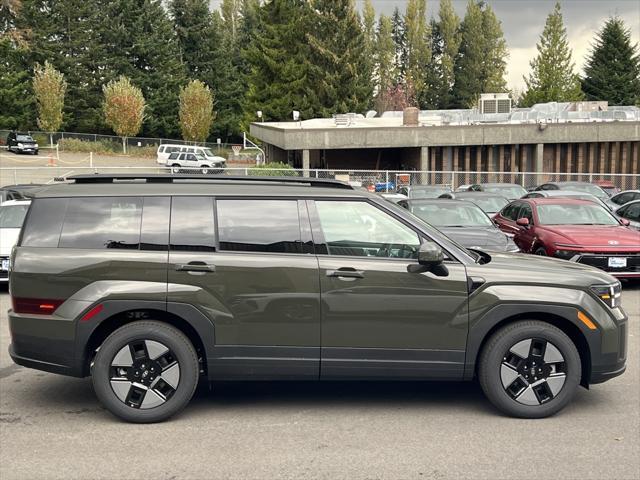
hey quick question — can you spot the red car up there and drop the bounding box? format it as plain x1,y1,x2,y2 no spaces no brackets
493,198,640,278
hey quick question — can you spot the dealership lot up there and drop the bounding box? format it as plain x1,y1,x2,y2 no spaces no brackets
0,283,638,480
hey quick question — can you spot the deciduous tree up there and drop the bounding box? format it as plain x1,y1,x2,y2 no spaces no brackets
103,76,145,153
33,61,66,145
179,80,214,142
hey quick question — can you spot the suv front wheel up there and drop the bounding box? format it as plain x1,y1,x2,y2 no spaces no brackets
478,320,581,418
92,321,199,423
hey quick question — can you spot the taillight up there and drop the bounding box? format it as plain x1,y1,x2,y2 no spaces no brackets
12,297,64,315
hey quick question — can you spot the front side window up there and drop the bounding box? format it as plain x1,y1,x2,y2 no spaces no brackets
217,200,301,253
517,204,534,223
315,201,420,258
501,202,521,221
59,197,142,249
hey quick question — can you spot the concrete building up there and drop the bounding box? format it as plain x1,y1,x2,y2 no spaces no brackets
249,101,640,186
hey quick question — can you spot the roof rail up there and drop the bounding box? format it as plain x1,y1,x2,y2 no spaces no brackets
64,173,353,189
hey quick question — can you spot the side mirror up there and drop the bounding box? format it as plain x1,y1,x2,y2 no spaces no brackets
408,243,449,276
620,218,630,226
516,217,530,227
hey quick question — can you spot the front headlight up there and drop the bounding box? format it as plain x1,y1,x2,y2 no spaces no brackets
34,143,39,148
590,283,622,309
17,143,24,147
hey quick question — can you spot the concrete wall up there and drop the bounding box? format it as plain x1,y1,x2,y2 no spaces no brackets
251,121,640,151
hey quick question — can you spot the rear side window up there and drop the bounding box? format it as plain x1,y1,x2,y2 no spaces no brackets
59,197,142,249
20,198,68,247
170,197,215,251
216,200,301,253
141,197,170,251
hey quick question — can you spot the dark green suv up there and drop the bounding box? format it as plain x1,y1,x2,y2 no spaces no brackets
8,175,628,422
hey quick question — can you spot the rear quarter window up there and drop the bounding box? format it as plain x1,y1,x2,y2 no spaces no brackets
20,198,68,247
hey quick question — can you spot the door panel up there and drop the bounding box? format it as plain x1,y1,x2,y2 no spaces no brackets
310,199,469,379
166,197,321,380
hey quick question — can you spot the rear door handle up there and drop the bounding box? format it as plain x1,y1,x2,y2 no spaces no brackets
176,262,216,273
326,269,364,279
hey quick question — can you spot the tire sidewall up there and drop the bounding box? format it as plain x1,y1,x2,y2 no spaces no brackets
479,321,581,418
92,322,199,423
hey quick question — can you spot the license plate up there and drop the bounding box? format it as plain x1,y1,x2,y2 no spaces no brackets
608,257,627,268
1,259,8,271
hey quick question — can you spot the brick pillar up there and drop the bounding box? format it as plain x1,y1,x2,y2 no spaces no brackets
566,144,573,174
620,142,628,175
464,146,471,184
611,141,619,175
588,143,595,176
599,142,606,179
498,145,505,182
554,144,561,180
475,146,482,184
577,143,585,176
511,144,517,184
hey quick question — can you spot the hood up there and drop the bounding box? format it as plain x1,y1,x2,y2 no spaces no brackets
473,251,617,287
0,228,20,255
539,225,640,247
439,226,509,250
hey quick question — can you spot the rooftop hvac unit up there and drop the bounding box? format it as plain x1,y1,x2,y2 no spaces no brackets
479,93,511,115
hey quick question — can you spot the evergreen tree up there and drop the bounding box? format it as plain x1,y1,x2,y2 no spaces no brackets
0,2,32,130
98,0,187,138
243,0,315,123
452,0,508,107
18,0,104,132
521,2,583,106
306,0,373,116
375,13,397,105
170,0,217,80
422,0,461,109
391,7,407,81
361,0,376,100
404,0,430,105
582,16,640,106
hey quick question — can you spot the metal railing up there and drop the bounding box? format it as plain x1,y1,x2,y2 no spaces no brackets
1,166,638,191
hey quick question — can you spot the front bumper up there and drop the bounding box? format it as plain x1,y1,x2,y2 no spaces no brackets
569,253,640,278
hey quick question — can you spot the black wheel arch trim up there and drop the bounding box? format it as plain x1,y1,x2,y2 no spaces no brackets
75,300,215,377
464,303,599,382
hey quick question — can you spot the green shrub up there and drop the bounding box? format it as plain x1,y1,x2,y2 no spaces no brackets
58,137,119,154
248,162,297,176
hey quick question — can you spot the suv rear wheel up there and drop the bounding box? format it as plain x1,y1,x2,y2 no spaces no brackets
478,320,581,418
92,321,199,423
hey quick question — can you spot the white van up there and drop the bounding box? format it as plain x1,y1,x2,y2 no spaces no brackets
156,144,226,169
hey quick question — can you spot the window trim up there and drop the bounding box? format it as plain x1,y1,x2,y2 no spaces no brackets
214,196,307,256
307,197,463,264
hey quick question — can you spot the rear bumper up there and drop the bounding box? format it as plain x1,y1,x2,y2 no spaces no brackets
9,344,75,376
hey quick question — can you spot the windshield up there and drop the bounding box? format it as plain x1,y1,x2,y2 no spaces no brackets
0,204,29,228
202,148,214,157
410,187,450,199
410,203,493,227
483,185,527,198
562,184,607,199
194,153,206,161
537,203,619,225
466,196,509,213
16,135,34,142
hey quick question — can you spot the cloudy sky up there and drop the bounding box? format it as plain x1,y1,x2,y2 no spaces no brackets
211,0,640,92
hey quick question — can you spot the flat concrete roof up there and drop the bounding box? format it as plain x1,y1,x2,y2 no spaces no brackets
250,120,640,150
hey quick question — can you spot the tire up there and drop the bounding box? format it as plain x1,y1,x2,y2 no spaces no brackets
478,320,581,418
201,166,210,175
171,164,181,174
534,246,547,256
92,321,199,423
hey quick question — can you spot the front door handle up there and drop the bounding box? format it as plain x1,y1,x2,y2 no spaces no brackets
326,269,364,279
176,262,216,273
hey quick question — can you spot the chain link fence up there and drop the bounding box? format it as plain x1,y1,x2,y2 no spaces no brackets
1,166,638,191
0,129,239,152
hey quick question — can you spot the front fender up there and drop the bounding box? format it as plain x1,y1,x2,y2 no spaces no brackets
463,284,619,380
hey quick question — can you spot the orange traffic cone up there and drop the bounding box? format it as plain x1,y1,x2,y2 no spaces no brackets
47,152,57,167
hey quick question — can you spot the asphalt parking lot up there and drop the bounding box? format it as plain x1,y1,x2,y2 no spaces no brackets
0,283,638,480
